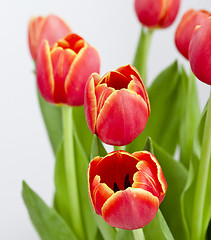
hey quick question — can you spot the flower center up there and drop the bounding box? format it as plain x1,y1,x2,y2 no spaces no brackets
113,174,131,192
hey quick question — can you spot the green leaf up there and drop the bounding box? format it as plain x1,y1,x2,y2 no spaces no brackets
179,68,200,168
126,61,183,156
143,137,154,154
37,89,63,155
181,105,211,240
22,181,77,240
93,214,116,240
72,106,93,159
143,209,174,240
153,141,188,240
90,135,107,160
115,229,134,240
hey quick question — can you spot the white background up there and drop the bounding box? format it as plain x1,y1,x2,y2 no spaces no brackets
0,0,210,239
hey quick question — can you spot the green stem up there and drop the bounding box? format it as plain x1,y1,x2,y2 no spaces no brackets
114,146,125,151
133,229,145,240
133,27,154,85
191,87,211,240
62,105,84,239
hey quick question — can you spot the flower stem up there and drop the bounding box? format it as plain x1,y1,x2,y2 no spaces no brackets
191,87,211,240
62,105,84,239
114,145,125,151
133,229,145,240
133,27,154,85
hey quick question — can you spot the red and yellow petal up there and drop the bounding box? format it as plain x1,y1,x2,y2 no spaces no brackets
51,48,76,103
84,74,99,134
28,16,45,60
65,46,100,106
92,180,114,216
36,40,54,103
96,89,149,146
102,188,159,230
133,151,167,203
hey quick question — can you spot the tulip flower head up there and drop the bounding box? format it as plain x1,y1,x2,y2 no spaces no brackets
84,65,150,146
134,0,181,28
36,33,100,106
189,17,211,85
88,150,167,230
175,9,210,59
28,14,71,60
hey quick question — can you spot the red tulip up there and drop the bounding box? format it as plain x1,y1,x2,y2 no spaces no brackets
189,17,211,85
36,33,100,106
134,0,181,28
88,150,167,230
175,9,210,59
84,65,150,146
28,14,71,60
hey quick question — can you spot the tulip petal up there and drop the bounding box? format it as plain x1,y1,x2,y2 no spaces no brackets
84,74,99,134
135,0,164,27
159,0,181,28
102,188,159,230
36,40,54,103
96,89,149,146
189,17,211,85
95,84,115,116
39,15,71,48
51,48,76,103
92,179,114,216
132,151,167,203
117,65,150,112
28,16,45,60
65,46,100,106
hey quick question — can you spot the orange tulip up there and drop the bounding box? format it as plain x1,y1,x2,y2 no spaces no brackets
175,9,210,59
28,14,71,60
88,150,167,229
134,0,181,28
84,65,150,146
189,17,211,85
36,34,100,106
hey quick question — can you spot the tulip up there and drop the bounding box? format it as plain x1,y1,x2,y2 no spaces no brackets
88,150,167,229
175,9,210,59
28,14,71,60
84,65,150,146
189,17,211,85
36,33,100,106
134,0,181,28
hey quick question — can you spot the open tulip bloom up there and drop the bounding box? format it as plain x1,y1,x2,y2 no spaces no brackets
23,3,211,240
88,151,167,230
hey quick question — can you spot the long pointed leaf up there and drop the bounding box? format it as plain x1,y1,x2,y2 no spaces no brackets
22,181,77,240
181,104,211,239
143,209,174,240
179,68,200,168
153,141,188,240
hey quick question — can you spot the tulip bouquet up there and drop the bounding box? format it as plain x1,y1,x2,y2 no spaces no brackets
23,1,211,240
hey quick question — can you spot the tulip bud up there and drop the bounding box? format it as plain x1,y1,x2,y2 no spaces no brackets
84,65,150,146
28,14,71,60
134,0,181,28
88,150,167,230
175,9,210,59
36,33,100,106
189,17,211,85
